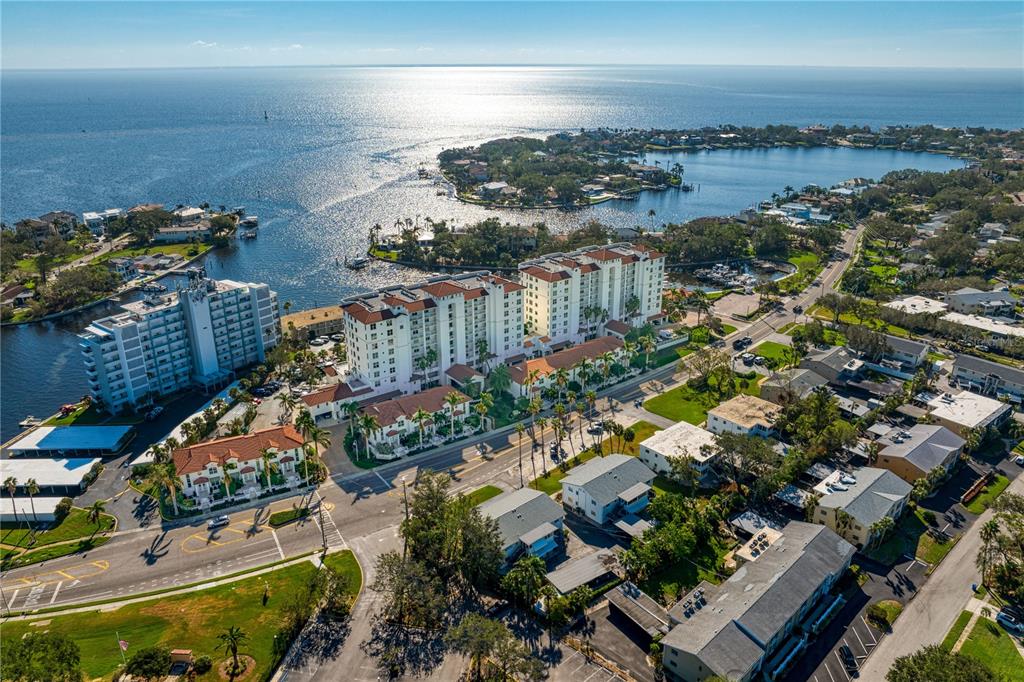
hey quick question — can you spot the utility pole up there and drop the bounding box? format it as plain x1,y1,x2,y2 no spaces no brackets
401,476,409,559
317,496,327,556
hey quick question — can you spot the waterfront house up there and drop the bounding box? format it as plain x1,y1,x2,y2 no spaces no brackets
479,181,509,198
173,425,306,504
172,206,206,224
282,304,346,341
875,424,964,483
154,223,212,243
705,394,780,438
560,454,655,525
478,487,565,569
507,336,626,398
661,522,854,682
811,467,911,548
360,386,471,459
638,420,717,480
108,257,140,281
82,208,125,233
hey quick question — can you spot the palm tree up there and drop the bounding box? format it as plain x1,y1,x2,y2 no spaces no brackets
585,390,598,425
86,499,107,539
260,448,280,488
515,423,526,488
25,478,39,525
148,466,183,516
537,417,548,474
575,402,588,453
358,413,381,460
834,509,853,540
639,335,656,372
216,626,249,676
692,289,710,327
599,351,615,385
305,427,332,481
444,391,464,436
412,407,431,447
554,367,570,403
475,391,494,433
276,392,299,423
868,516,895,548
978,519,1000,588
341,401,361,436
528,397,542,445
3,477,19,527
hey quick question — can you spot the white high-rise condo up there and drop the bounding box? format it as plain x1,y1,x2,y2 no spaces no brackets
518,243,666,346
79,270,280,414
340,272,524,394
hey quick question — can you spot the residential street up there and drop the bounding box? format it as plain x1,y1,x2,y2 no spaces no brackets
858,472,1024,679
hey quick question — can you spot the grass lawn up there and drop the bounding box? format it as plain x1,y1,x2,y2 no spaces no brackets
785,323,848,346
322,549,363,594
44,402,142,427
529,450,601,494
867,508,957,566
750,340,792,369
2,536,111,570
643,344,696,369
966,475,1010,514
599,420,662,456
0,508,116,549
466,485,503,506
651,475,690,496
640,538,731,605
0,557,357,681
942,611,974,651
871,599,904,627
778,250,822,294
268,507,309,527
96,242,210,263
811,302,912,338
959,617,1024,679
644,374,759,424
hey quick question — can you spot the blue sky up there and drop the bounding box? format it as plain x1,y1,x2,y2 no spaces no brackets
2,1,1022,70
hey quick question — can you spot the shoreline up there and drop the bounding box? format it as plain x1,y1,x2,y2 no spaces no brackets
1,244,218,328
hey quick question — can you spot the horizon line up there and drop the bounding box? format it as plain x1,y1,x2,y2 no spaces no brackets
3,62,1022,73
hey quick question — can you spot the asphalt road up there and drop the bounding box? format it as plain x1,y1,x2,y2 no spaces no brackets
4,225,863,678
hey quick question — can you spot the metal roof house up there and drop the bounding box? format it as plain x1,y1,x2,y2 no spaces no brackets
661,522,854,682
560,454,655,525
478,487,564,569
5,425,135,457
0,458,101,496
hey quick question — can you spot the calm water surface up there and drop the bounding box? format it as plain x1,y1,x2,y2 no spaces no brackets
2,65,1013,438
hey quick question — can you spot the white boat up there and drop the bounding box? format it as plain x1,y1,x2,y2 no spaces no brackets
345,257,370,270
239,215,259,227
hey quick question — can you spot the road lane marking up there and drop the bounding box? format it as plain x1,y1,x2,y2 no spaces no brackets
374,471,392,489
1,559,110,589
860,616,879,644
834,650,851,681
49,581,63,604
823,660,836,682
272,529,285,560
7,589,20,609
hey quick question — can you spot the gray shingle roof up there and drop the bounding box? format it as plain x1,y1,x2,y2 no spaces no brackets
662,522,854,680
877,424,965,474
818,468,912,527
478,488,563,553
883,334,928,357
762,368,828,398
954,353,1024,384
561,454,655,506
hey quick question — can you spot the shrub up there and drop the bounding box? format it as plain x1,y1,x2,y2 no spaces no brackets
83,462,104,487
193,655,213,674
132,463,154,480
922,510,938,526
125,646,170,679
54,497,73,523
867,603,890,627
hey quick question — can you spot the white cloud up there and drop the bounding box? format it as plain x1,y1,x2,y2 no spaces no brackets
190,40,218,49
270,43,304,52
416,46,435,52
358,47,399,53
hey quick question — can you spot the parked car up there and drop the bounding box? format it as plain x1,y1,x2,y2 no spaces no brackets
793,304,804,314
145,405,164,421
207,515,231,530
740,353,755,366
1014,455,1024,466
753,356,766,366
998,611,1024,634
587,424,604,435
839,644,858,675
633,399,643,408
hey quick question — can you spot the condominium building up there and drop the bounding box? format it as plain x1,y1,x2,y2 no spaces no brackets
340,272,525,394
79,271,280,414
518,243,666,346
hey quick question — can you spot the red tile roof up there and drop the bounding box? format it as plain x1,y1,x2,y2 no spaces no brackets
605,320,631,335
509,336,624,384
301,381,373,407
522,266,571,283
364,386,470,428
343,302,398,325
173,425,304,476
446,363,484,383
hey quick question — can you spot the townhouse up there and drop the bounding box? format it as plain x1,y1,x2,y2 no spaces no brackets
340,272,524,396
173,425,306,503
507,335,626,397
951,353,1024,402
518,243,666,346
79,272,280,414
924,390,1012,437
360,386,471,459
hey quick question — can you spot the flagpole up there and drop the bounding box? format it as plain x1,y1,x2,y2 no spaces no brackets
116,631,126,665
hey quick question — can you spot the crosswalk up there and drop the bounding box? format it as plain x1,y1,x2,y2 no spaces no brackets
314,491,347,549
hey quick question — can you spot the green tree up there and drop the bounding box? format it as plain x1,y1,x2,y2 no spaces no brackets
215,626,249,675
124,646,171,681
147,464,182,516
85,499,106,539
886,644,995,682
501,555,548,607
0,631,83,682
4,476,20,527
24,478,40,525
486,363,512,395
444,613,509,681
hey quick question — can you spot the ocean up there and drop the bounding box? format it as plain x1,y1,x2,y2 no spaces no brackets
1,65,1017,439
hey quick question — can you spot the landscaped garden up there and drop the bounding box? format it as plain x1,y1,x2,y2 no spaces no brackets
1,506,117,570
597,420,661,456
466,485,503,506
867,507,958,566
957,616,1024,679
638,537,731,605
965,474,1010,514
0,551,361,682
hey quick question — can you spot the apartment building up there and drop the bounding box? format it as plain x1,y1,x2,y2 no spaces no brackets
661,522,854,682
952,353,1024,402
340,272,524,395
79,271,280,414
638,420,718,479
811,468,911,549
518,243,666,346
705,395,781,438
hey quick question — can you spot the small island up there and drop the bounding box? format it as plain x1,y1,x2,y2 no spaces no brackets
437,124,1017,210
